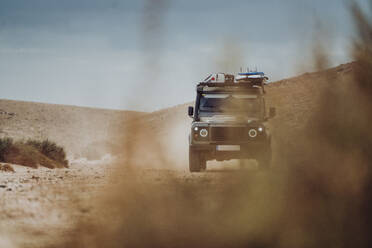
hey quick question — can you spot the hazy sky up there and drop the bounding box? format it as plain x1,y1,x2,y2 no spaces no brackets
0,0,367,111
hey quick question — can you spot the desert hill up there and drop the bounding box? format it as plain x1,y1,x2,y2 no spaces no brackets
0,62,355,165
0,99,144,159
266,62,354,155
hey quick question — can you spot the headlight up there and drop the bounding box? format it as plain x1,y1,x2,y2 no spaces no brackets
258,127,263,132
200,129,208,137
248,129,258,138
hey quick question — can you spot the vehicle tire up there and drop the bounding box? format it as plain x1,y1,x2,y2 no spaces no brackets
257,146,272,169
201,158,207,171
189,149,204,172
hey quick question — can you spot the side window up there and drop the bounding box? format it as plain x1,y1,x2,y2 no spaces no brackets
195,93,201,120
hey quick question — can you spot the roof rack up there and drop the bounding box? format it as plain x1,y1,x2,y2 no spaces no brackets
198,71,268,93
197,82,260,87
197,81,266,93
197,82,265,94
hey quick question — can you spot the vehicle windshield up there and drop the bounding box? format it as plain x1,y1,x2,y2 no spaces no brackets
198,93,261,118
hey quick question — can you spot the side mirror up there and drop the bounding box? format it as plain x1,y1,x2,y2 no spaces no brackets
269,107,276,119
188,106,194,117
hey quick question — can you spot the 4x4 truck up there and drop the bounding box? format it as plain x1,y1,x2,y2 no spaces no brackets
187,72,276,172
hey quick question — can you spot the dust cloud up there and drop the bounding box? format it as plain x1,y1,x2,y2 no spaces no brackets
49,1,372,248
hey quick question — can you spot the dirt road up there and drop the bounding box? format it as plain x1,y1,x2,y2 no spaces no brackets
0,160,277,248
0,161,109,248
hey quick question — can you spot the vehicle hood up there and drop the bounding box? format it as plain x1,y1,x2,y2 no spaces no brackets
199,115,259,124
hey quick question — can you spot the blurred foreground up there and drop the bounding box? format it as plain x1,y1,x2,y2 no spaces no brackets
1,2,372,247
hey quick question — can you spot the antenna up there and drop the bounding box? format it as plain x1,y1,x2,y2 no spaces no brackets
240,67,242,73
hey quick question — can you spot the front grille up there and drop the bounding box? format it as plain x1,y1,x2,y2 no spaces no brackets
210,127,246,142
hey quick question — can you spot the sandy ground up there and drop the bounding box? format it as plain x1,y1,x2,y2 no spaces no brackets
0,162,109,248
0,160,263,248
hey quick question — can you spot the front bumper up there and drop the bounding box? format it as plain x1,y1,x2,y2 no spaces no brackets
190,140,269,161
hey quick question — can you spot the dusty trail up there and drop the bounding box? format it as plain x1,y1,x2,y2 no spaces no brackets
0,162,108,248
0,161,272,248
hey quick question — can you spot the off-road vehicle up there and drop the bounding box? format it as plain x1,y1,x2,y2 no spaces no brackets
188,72,276,172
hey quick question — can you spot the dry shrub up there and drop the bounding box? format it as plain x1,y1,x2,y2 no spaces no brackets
26,139,68,166
0,137,14,161
0,138,68,168
0,163,14,173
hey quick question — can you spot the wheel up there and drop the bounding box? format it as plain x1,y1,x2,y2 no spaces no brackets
257,146,272,169
201,158,207,171
189,149,201,172
239,159,249,169
189,149,206,172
